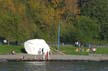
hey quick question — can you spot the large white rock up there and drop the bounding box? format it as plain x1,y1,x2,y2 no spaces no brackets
24,39,50,55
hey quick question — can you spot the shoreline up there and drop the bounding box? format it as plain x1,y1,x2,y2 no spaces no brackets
0,53,108,61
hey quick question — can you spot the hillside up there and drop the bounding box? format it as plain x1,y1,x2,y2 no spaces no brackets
0,0,108,44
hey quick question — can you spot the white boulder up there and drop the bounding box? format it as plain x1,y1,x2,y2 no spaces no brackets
24,39,50,55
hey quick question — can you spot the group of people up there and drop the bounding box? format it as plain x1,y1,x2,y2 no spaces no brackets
11,50,16,55
38,48,49,60
86,47,96,53
75,41,96,53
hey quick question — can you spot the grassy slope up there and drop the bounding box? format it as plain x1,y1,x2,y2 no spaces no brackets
0,45,108,55
96,48,108,54
58,45,108,55
59,46,88,55
0,45,23,54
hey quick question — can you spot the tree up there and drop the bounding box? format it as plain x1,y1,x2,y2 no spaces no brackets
0,12,18,41
0,0,36,42
74,16,99,43
80,0,108,41
61,16,99,43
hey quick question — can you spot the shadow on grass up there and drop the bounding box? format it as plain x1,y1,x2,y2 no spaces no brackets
21,48,26,53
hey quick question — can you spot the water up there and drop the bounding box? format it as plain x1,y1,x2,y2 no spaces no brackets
0,61,108,71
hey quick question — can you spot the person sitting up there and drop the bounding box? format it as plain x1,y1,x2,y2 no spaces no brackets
11,50,16,55
92,47,96,53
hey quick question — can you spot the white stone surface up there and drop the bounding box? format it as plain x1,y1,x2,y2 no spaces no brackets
24,39,50,55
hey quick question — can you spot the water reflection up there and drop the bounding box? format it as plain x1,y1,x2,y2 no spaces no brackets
24,61,46,71
0,61,108,71
0,61,46,71
46,61,108,71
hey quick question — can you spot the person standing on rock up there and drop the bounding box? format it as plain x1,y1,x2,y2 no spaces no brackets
42,48,45,60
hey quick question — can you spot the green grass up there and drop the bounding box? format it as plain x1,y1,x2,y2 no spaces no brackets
53,45,108,55
95,48,108,54
59,46,89,55
0,44,108,55
0,44,24,54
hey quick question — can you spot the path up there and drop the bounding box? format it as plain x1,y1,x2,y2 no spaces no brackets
0,53,108,61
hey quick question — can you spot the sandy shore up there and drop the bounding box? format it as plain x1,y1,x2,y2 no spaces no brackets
0,53,108,61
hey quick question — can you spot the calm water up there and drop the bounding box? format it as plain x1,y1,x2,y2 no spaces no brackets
0,61,108,71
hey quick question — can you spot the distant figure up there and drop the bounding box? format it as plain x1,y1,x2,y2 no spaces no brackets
75,41,80,52
75,41,79,47
86,48,90,52
92,47,96,53
80,44,84,52
42,48,44,60
42,48,44,55
3,40,7,44
45,51,48,60
11,50,16,55
75,41,81,47
75,48,79,52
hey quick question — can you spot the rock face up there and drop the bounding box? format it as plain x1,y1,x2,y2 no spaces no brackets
24,39,50,55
